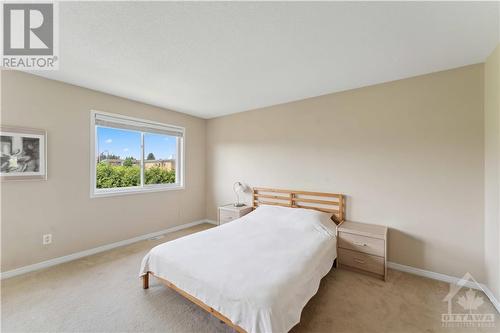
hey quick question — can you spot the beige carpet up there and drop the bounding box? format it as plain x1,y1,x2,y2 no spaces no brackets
2,223,498,333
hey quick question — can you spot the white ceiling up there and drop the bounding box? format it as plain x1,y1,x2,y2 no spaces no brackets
31,1,499,119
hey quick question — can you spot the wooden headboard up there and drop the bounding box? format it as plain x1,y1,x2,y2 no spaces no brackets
252,187,345,223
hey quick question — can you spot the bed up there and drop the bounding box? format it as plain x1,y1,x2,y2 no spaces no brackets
139,187,345,333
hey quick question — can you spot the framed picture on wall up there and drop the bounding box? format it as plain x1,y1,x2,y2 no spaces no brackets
0,126,47,181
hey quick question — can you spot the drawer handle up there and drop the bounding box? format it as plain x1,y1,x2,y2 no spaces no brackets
353,258,365,264
353,242,368,247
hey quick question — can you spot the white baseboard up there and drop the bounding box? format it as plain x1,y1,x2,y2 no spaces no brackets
1,219,213,280
205,219,218,225
388,261,500,314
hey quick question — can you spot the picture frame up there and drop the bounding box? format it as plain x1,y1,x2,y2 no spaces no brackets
0,126,47,181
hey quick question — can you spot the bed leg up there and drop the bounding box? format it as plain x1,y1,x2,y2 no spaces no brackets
143,273,149,289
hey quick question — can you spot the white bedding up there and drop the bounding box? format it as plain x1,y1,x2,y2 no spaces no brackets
139,205,337,333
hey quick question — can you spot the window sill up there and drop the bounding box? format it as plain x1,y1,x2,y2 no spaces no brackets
91,184,184,198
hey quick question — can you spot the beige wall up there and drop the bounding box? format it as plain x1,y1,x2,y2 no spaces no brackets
0,71,206,272
0,64,490,285
206,65,486,281
485,44,500,300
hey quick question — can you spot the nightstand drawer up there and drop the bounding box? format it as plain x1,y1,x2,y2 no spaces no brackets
217,205,252,225
219,210,239,225
219,215,237,224
338,248,384,276
338,231,384,257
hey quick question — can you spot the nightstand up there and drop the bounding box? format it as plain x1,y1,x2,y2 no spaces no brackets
337,221,388,281
217,204,253,225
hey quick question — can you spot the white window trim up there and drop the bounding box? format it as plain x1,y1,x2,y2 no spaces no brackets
90,110,185,198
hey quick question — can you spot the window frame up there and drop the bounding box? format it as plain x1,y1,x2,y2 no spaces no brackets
90,110,185,198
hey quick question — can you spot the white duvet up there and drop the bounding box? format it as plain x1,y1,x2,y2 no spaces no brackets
139,205,337,333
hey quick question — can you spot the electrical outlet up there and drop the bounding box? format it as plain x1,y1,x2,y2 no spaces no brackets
42,234,52,245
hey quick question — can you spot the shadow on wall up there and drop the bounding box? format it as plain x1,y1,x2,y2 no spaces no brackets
343,195,350,220
388,229,425,268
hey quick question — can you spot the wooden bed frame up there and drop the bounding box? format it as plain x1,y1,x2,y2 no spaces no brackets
142,187,345,333
143,272,247,332
252,187,345,223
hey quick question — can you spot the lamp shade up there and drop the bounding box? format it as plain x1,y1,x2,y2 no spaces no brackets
233,181,245,207
233,181,244,192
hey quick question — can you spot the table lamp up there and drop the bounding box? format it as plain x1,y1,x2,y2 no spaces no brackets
233,181,245,207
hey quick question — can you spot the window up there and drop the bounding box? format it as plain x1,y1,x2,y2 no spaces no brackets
90,111,184,197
